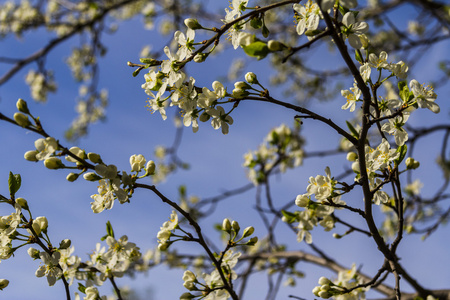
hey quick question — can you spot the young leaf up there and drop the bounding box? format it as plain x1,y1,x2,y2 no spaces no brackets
8,172,21,196
242,41,269,60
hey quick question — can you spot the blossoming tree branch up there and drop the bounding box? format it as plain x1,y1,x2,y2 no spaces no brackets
0,0,449,300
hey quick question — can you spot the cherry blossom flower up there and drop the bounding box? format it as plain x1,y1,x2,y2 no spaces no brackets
341,12,369,49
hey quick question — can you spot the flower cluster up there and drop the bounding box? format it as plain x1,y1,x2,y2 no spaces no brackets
156,210,179,251
243,124,304,185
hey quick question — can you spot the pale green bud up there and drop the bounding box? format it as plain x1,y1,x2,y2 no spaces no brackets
27,247,40,259
44,157,64,169
267,40,284,51
145,160,156,176
319,291,331,299
193,53,207,63
234,81,251,90
15,197,29,210
312,286,321,296
87,152,102,163
16,98,30,114
346,152,358,161
14,112,31,127
242,226,254,238
66,172,79,182
318,277,331,285
184,18,202,30
406,157,420,169
232,88,249,99
232,220,240,232
180,292,196,300
83,172,102,181
59,239,71,249
0,279,9,290
245,72,258,84
24,150,39,162
222,218,231,232
352,161,360,173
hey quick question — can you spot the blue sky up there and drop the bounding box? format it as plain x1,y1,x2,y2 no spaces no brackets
0,2,449,299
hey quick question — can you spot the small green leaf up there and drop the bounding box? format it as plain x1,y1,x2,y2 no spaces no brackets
242,41,269,60
132,69,141,77
77,283,86,294
250,17,262,29
395,144,408,166
281,210,297,224
8,172,21,196
346,121,359,138
106,221,114,238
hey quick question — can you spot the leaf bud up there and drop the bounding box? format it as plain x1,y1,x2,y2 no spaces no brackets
24,150,39,162
184,18,202,30
16,98,30,114
87,152,102,164
222,218,232,232
44,157,64,169
245,72,258,84
66,172,79,182
242,226,254,238
59,239,71,249
14,112,31,127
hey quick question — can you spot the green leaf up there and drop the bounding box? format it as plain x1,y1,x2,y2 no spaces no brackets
242,41,269,60
8,172,21,196
250,17,263,29
346,121,359,138
132,69,141,77
77,283,86,294
106,221,114,238
355,49,363,64
395,144,407,166
262,24,270,38
281,210,297,224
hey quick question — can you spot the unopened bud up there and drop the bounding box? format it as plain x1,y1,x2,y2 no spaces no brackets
87,152,102,164
267,40,285,51
242,226,254,238
0,279,9,290
232,220,240,232
83,172,102,181
246,236,258,245
27,247,40,259
318,276,331,285
145,160,156,176
66,172,79,182
346,152,358,161
59,239,71,249
193,53,208,63
184,18,202,30
14,112,31,127
245,72,258,84
234,81,251,90
222,218,232,232
44,157,64,169
199,112,210,122
15,197,29,209
16,98,30,114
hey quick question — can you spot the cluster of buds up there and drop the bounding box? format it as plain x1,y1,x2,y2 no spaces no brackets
222,218,258,246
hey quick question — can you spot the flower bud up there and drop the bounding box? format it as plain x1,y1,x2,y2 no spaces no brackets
44,157,64,169
180,292,196,300
267,40,284,51
59,239,71,249
234,81,251,90
184,18,202,30
87,152,102,163
312,286,321,296
318,291,331,299
16,98,30,114
15,197,29,209
35,216,48,232
232,88,249,99
83,172,101,181
318,276,331,285
351,161,360,173
360,34,370,49
346,152,357,161
245,72,258,84
193,53,208,63
0,279,9,290
27,247,40,259
145,160,156,176
222,218,231,232
406,157,420,169
232,220,240,232
14,112,31,127
242,226,254,238
66,172,79,182
24,150,39,162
